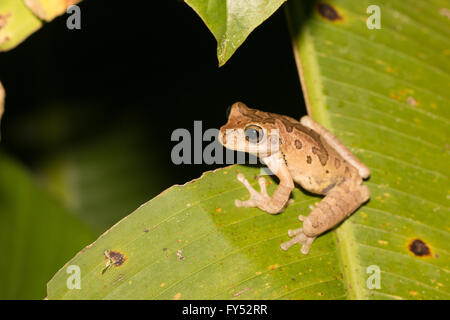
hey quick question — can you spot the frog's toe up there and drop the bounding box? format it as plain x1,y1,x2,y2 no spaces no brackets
300,236,315,255
280,228,316,255
235,199,257,207
287,227,302,237
236,174,259,197
257,176,268,197
235,174,270,208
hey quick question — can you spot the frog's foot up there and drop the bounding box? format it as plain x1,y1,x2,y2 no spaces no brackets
235,174,270,208
280,227,316,255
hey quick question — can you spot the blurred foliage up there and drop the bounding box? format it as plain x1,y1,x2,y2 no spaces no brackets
38,115,166,232
0,153,96,299
6,101,169,232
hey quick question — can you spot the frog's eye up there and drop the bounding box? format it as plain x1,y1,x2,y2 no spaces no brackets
226,105,233,119
244,125,264,143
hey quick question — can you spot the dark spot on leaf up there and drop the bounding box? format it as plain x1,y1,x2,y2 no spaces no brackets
409,239,431,257
163,247,168,251
307,155,312,164
143,228,149,233
295,139,302,149
316,2,342,21
105,250,126,266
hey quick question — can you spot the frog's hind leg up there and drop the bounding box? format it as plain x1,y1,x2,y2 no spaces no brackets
281,180,370,254
300,116,370,179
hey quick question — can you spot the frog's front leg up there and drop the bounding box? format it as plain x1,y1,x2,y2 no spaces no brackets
281,180,370,254
235,153,294,214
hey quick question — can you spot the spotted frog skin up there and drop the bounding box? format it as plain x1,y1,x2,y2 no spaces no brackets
218,102,370,254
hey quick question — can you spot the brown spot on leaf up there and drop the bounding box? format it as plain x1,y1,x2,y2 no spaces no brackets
177,249,185,261
295,139,302,149
406,96,417,106
409,239,431,257
316,2,342,21
307,155,312,164
0,13,11,29
233,287,250,297
105,250,126,266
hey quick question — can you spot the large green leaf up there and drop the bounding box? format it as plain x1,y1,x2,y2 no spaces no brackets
47,0,449,299
286,0,449,299
48,165,347,299
0,153,96,299
185,0,287,66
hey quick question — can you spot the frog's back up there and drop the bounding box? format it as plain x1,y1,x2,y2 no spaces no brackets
278,119,359,195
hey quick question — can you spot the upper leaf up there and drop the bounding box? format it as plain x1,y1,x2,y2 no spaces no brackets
185,0,287,66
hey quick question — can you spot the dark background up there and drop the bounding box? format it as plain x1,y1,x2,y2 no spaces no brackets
0,0,305,232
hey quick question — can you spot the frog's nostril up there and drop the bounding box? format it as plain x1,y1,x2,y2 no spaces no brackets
226,105,233,119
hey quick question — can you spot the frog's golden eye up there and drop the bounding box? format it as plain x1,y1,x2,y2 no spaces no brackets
244,125,264,143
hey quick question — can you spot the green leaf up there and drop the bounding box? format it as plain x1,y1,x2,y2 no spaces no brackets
0,153,96,299
0,0,42,51
286,0,449,299
47,0,449,300
0,0,81,52
48,165,347,299
185,0,287,66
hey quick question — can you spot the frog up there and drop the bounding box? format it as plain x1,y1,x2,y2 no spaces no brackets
218,102,370,254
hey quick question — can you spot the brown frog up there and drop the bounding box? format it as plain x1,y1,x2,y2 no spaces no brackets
218,102,370,254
